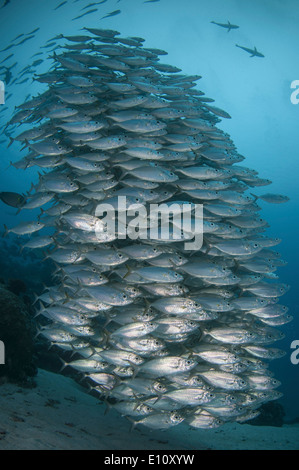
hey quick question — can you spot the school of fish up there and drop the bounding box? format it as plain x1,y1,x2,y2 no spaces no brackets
5,27,290,431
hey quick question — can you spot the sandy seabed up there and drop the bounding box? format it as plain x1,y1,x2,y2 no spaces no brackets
0,369,298,450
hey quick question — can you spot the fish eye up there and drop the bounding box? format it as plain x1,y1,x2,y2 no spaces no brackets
122,294,127,299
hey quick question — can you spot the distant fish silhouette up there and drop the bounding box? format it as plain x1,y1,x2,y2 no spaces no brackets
101,9,121,19
26,28,40,35
1,0,11,8
72,8,98,21
54,0,67,10
236,44,265,58
2,67,12,84
0,53,13,64
211,20,239,32
0,192,26,208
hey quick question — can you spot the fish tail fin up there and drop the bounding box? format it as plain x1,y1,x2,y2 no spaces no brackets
7,136,14,148
34,301,45,319
125,416,138,433
104,399,112,415
32,292,40,305
34,324,43,340
4,161,13,171
69,345,78,358
77,374,87,384
204,240,211,255
123,263,132,279
119,170,128,181
3,224,9,237
250,193,258,202
234,259,240,271
52,261,62,276
85,383,94,394
58,357,68,373
62,291,70,305
132,365,140,379
42,250,49,261
103,313,113,328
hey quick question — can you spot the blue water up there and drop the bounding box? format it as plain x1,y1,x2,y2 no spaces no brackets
0,0,298,422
